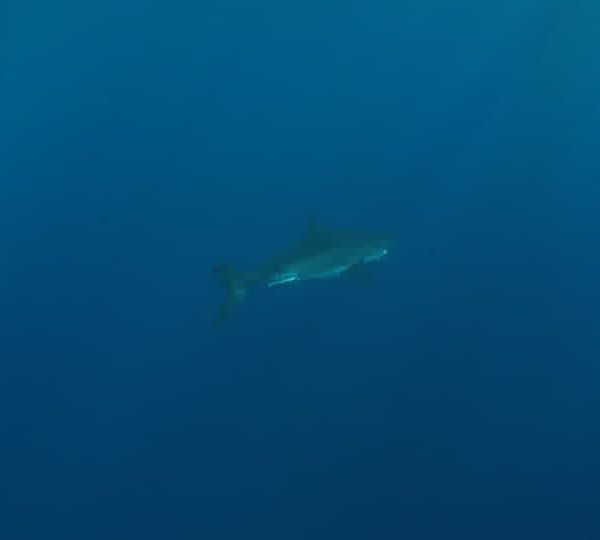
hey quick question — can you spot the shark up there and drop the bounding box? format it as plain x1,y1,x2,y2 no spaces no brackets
212,218,393,325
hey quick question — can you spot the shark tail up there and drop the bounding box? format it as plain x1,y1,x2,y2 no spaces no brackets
212,264,247,325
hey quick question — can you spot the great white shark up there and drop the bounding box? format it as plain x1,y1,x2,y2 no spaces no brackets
213,218,393,324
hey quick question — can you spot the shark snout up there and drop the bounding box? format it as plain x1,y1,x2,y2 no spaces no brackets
364,236,393,263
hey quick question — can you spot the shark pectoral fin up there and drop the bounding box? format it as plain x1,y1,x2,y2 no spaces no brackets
349,262,374,287
213,264,246,326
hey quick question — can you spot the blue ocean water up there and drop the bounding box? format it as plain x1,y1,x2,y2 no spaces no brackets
2,1,599,538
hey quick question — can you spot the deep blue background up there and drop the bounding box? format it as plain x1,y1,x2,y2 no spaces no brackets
2,1,600,538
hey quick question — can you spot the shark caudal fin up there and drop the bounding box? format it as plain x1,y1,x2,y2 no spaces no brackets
212,264,247,325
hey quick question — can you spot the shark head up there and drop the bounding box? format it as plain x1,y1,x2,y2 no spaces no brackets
360,235,393,263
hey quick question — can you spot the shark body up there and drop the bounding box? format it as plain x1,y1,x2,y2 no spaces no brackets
213,218,392,324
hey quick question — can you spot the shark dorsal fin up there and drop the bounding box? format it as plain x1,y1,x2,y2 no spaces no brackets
306,215,320,239
301,215,329,247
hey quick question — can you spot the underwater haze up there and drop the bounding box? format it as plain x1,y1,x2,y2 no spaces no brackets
2,1,600,539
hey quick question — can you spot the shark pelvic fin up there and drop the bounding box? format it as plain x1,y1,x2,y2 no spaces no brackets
213,264,246,326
